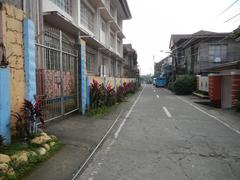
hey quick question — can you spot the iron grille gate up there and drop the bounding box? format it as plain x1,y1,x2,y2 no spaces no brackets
36,28,79,121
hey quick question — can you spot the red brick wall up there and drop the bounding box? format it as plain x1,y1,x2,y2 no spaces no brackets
231,75,240,107
209,76,221,108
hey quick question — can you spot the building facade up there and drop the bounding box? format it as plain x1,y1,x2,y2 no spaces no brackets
154,56,172,78
0,0,136,136
169,30,240,75
123,44,139,78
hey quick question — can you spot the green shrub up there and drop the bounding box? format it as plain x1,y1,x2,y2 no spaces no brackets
167,81,175,92
173,75,196,95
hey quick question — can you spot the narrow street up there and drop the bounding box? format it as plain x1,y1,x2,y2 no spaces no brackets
79,85,240,180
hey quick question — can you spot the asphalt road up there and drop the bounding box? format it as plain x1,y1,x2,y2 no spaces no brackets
79,84,240,180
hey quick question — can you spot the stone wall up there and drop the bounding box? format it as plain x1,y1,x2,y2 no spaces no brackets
1,3,25,128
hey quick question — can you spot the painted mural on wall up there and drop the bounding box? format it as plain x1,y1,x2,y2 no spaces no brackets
36,69,75,98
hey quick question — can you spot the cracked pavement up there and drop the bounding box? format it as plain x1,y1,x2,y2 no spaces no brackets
79,85,240,180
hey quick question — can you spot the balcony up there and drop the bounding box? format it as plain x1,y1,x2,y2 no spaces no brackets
42,0,73,22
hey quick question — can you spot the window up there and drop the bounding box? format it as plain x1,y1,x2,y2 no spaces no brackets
86,52,95,74
100,20,107,44
110,5,115,18
50,0,72,15
110,31,115,49
111,60,115,76
118,64,121,77
209,45,227,62
117,38,121,54
101,21,106,32
81,3,94,32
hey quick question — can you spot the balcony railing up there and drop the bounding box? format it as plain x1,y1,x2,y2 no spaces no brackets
50,0,72,15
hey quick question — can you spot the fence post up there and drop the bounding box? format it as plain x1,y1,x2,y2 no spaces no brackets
114,78,117,93
80,40,86,115
0,68,11,144
23,19,36,103
86,76,90,111
104,77,106,95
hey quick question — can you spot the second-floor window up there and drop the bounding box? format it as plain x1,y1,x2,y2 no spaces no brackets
209,45,227,63
110,31,115,49
81,3,94,32
86,52,95,74
117,38,121,54
50,0,72,15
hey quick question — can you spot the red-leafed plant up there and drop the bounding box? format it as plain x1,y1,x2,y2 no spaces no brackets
116,85,124,102
122,82,136,95
90,79,105,109
106,81,116,106
12,96,45,139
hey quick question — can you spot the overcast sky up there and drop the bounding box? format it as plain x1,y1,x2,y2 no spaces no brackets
123,0,240,75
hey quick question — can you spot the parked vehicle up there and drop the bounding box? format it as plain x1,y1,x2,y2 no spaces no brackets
155,77,167,87
153,73,167,87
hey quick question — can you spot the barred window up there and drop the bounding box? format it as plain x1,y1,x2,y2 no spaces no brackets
111,60,115,76
86,52,95,74
81,3,94,32
50,0,72,15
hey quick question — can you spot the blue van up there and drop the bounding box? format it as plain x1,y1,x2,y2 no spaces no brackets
153,73,167,87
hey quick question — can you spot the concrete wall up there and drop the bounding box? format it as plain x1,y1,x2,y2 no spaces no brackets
88,75,135,88
197,76,208,92
1,3,25,128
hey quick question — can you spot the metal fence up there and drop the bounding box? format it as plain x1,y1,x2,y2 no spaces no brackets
36,27,78,121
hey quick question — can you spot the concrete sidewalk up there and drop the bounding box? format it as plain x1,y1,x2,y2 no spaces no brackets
183,94,240,132
25,92,139,180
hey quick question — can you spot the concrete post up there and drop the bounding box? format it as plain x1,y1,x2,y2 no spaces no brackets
0,68,11,144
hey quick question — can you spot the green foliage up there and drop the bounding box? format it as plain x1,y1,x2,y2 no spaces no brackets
86,105,116,118
0,140,62,179
0,141,28,156
11,97,45,141
167,81,175,92
105,82,116,106
0,135,5,147
116,86,124,102
13,142,62,179
90,80,139,109
88,80,139,117
173,75,197,95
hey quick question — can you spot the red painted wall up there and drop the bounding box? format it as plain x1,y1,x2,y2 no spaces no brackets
209,76,221,108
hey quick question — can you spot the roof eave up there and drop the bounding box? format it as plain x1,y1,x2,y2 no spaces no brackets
119,0,132,19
